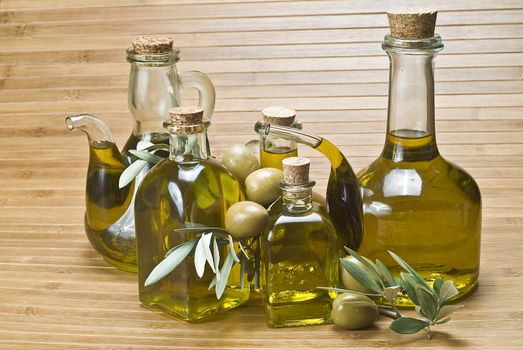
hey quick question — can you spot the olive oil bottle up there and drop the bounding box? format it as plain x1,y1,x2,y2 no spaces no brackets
357,12,481,305
258,106,301,170
254,121,363,250
261,157,339,327
135,107,249,322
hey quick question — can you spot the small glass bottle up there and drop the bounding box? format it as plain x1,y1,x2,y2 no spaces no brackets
261,157,339,327
135,107,249,322
258,106,301,170
357,12,481,304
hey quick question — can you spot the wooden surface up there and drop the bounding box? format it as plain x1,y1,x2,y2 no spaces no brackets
1,0,522,349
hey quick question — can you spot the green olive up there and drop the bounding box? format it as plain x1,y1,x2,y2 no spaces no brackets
332,292,379,330
340,255,381,293
244,168,283,207
221,144,260,183
225,201,269,240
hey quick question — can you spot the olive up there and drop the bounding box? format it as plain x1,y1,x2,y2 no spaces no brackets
340,256,381,293
244,168,283,207
332,292,379,330
221,144,260,183
225,201,269,240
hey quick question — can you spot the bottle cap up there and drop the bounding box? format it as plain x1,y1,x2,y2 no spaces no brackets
282,157,310,185
262,106,296,126
132,35,174,54
168,107,203,125
387,11,437,39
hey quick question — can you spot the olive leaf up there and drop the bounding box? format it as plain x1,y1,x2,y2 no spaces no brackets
128,149,164,164
119,159,147,188
433,277,444,296
227,234,240,263
376,259,396,286
194,235,207,278
345,247,383,287
436,304,464,322
239,254,246,291
415,285,437,321
144,237,198,287
201,232,215,273
213,236,221,282
142,143,169,152
389,251,431,290
438,280,459,305
214,248,235,299
400,272,420,305
383,286,402,303
390,317,430,334
340,258,382,294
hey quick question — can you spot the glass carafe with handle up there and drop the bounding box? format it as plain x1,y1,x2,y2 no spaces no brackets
357,12,481,305
66,35,215,272
254,121,363,251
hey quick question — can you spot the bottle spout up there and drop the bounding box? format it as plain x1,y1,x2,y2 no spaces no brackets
66,114,115,144
254,121,322,148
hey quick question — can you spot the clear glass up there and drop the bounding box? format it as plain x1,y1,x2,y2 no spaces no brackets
357,34,481,305
65,47,215,272
258,120,302,170
261,181,339,327
254,121,363,250
135,124,249,322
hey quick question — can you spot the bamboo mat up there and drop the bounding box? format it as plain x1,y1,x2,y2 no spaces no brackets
0,1,522,349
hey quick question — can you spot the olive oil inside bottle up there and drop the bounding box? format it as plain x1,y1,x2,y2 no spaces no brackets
358,131,481,305
85,141,135,271
260,147,298,170
136,158,249,321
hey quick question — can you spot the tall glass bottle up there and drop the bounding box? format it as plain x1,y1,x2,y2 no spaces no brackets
261,157,339,327
258,106,301,170
254,121,363,250
357,12,481,304
135,107,249,322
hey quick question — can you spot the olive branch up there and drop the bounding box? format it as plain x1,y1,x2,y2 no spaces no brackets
322,247,463,339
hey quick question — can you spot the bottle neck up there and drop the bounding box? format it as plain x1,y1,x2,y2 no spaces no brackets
280,181,315,213
382,35,443,161
169,130,209,164
128,61,180,136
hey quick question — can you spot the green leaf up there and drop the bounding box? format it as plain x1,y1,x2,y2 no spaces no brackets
136,141,154,150
212,237,220,282
227,235,240,263
433,277,444,296
340,258,382,294
345,247,383,285
438,280,459,305
415,285,437,321
400,272,420,305
239,254,246,291
390,317,430,334
128,149,164,164
415,305,428,320
144,238,198,287
388,251,430,290
436,304,464,322
376,259,396,286
119,159,147,189
201,232,215,273
436,317,451,325
194,236,207,278
142,143,169,152
383,286,402,303
215,249,235,299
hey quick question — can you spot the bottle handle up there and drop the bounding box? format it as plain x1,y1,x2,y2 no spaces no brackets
179,71,216,122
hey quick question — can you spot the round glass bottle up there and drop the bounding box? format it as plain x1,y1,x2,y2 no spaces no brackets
357,13,481,305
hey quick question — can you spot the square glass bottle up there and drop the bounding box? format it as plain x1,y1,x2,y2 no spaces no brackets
135,107,249,322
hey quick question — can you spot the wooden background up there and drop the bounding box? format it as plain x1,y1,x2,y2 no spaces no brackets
1,0,522,349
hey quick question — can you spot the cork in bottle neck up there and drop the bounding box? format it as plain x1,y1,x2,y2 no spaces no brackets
262,106,296,127
383,11,443,51
127,35,179,64
165,107,205,135
281,157,315,212
283,157,310,185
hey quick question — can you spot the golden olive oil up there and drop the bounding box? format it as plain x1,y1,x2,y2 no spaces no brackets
261,203,339,327
260,147,298,170
85,141,136,271
358,131,481,305
135,158,249,322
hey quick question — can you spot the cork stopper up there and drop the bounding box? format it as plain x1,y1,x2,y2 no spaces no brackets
168,107,203,126
387,11,437,39
132,35,174,54
282,157,310,185
262,106,296,127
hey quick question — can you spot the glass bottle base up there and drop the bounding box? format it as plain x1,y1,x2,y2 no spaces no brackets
265,299,333,328
102,256,136,273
